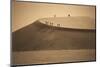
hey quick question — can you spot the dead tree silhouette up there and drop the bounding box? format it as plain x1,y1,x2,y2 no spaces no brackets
57,24,60,27
68,14,70,17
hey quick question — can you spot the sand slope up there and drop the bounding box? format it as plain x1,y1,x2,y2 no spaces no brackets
12,20,96,51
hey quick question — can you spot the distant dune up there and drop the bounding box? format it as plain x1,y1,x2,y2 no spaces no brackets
12,18,96,51
39,16,95,30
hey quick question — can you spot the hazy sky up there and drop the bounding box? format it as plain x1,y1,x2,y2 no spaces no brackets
12,1,96,32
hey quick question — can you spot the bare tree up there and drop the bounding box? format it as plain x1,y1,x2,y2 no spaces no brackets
51,23,53,26
57,24,60,27
68,14,70,17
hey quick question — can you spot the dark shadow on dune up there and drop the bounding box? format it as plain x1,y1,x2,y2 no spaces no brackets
12,20,96,51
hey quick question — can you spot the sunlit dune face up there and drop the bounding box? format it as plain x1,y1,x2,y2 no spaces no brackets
39,17,95,30
12,1,96,32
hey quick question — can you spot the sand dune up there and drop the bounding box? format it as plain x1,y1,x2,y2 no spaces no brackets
12,19,95,51
39,16,95,30
12,17,96,65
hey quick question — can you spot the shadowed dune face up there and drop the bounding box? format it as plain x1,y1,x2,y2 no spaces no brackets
12,21,96,51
